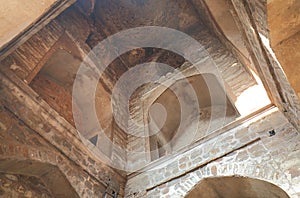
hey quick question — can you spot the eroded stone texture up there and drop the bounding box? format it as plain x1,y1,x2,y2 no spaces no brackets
0,0,261,173
126,25,259,169
185,177,290,198
125,109,300,198
268,0,300,47
1,20,65,81
0,0,299,198
230,0,300,131
272,32,300,99
0,0,67,50
0,173,53,198
0,78,126,197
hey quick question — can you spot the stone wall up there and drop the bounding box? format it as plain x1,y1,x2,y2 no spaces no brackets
0,0,74,53
0,67,126,197
229,0,300,131
125,108,300,198
0,1,299,197
0,173,53,198
0,3,128,185
126,26,259,170
267,0,300,101
0,99,126,197
1,0,259,174
1,0,268,171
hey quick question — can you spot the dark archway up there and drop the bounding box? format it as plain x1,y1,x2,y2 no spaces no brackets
185,176,290,198
0,158,80,198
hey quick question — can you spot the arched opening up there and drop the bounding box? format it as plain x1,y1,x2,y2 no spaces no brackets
0,158,79,197
148,74,239,160
185,176,290,198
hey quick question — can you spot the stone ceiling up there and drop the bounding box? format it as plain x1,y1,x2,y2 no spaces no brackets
0,0,270,171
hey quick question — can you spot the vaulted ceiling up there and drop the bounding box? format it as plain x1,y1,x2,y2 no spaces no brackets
3,0,294,171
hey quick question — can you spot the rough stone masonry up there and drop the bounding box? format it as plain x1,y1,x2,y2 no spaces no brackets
0,0,300,197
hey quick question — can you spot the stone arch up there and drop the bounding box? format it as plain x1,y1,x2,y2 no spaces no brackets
0,157,80,197
167,156,297,198
0,143,102,197
147,73,239,159
185,176,290,198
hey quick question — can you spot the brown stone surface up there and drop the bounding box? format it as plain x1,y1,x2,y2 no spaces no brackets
0,72,126,197
185,177,290,198
0,0,299,198
0,173,54,198
0,0,58,49
268,0,300,47
273,32,300,99
231,0,300,131
126,109,300,197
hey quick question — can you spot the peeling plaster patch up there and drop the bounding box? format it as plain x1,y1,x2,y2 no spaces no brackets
9,64,23,71
0,122,7,131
